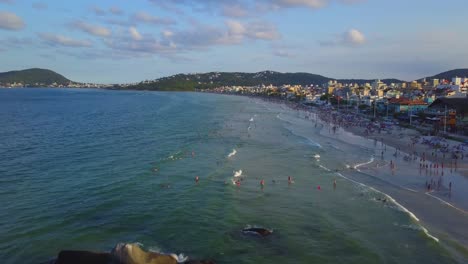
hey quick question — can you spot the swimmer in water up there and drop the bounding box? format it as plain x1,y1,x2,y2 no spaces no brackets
333,179,336,190
195,176,199,183
260,179,265,186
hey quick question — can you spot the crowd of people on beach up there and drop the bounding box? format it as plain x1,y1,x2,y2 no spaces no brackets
245,96,467,199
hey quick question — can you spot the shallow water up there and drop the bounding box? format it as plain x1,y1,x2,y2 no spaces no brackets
0,89,464,263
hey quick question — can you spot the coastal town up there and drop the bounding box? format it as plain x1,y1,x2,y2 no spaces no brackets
207,76,468,137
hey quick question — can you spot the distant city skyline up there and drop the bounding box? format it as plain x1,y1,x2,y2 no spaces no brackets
0,0,467,83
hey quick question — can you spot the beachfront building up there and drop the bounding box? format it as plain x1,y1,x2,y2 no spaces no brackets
428,98,468,121
388,98,428,113
427,98,468,133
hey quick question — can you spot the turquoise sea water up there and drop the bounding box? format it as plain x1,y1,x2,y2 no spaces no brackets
0,88,463,263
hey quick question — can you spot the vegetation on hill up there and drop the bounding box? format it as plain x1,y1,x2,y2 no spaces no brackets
424,69,468,80
4,67,467,91
123,71,404,91
0,68,71,85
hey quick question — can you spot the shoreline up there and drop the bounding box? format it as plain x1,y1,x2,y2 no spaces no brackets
250,95,468,257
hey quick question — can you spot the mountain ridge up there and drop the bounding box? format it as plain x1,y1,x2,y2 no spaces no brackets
421,69,468,81
0,68,72,85
2,68,468,90
124,71,406,91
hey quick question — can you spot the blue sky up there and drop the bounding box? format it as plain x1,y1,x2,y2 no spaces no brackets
0,0,467,83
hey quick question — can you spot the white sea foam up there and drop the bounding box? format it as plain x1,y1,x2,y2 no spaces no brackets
318,164,331,172
227,149,237,158
234,169,243,177
170,253,188,263
320,163,440,243
249,117,254,122
353,156,375,170
314,154,321,159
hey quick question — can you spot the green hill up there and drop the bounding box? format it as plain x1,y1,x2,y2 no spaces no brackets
0,68,71,85
423,69,468,81
124,71,404,91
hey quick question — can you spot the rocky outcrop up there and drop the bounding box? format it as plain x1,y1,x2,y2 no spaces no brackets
111,243,177,264
51,243,212,264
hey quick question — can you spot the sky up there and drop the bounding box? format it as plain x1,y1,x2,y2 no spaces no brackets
0,0,467,83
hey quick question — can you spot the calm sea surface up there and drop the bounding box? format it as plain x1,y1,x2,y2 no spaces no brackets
0,88,462,263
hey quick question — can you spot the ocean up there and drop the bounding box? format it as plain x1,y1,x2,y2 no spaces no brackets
0,88,464,263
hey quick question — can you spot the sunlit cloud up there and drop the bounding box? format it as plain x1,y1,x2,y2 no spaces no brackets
319,28,366,46
129,26,143,41
0,11,25,30
131,11,175,25
71,21,112,37
38,33,92,47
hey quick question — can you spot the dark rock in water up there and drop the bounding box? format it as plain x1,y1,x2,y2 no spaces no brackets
54,250,113,264
185,260,216,264
242,227,273,237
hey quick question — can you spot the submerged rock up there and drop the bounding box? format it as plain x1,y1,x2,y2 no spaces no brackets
54,250,113,264
242,227,273,237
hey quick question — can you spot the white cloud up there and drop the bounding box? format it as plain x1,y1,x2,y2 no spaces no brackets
132,11,175,25
223,20,280,43
319,28,366,47
273,49,295,57
164,20,280,48
102,18,280,59
272,0,328,8
245,21,280,40
91,6,106,16
72,21,111,37
0,11,25,30
226,20,246,35
222,4,249,17
162,30,174,38
148,0,365,17
105,35,177,55
129,27,142,41
344,28,365,45
38,33,92,47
